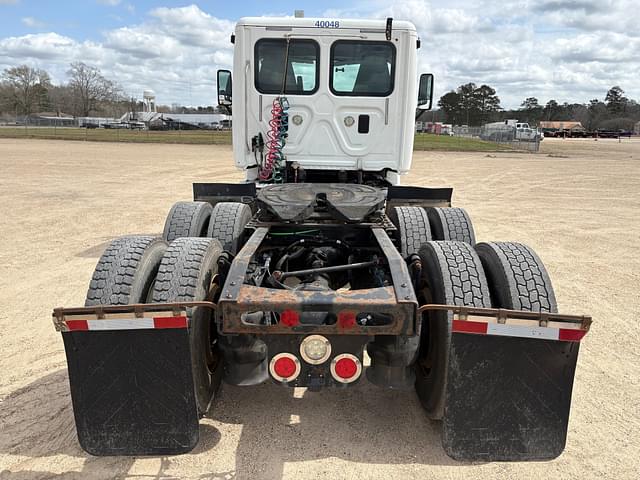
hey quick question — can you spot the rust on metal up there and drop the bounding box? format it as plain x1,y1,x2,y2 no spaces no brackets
236,285,396,307
52,300,591,335
220,285,415,335
370,227,417,305
51,301,216,331
417,304,592,330
221,226,269,302
215,224,419,335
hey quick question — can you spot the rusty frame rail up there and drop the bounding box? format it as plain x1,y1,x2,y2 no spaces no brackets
220,285,415,335
216,225,420,335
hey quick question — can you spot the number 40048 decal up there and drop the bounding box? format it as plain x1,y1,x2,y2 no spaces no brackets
314,20,340,28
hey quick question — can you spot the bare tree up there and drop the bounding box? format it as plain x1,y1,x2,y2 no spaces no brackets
1,65,51,117
67,62,120,116
47,84,75,116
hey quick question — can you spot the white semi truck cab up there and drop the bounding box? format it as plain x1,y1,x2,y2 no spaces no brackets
217,16,433,185
52,14,590,464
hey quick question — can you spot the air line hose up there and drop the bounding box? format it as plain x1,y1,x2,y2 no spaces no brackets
260,96,289,182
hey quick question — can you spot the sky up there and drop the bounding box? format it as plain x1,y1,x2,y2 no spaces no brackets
0,0,637,109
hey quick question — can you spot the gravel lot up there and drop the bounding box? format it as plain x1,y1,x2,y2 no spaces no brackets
0,137,638,479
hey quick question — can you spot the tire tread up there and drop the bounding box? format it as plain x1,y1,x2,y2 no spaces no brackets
207,202,252,253
391,206,432,257
427,207,476,244
152,237,218,303
163,202,212,242
85,236,161,306
475,242,557,312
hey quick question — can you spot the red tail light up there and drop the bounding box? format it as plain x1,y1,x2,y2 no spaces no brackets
338,310,357,329
269,353,301,382
280,310,300,327
330,354,362,383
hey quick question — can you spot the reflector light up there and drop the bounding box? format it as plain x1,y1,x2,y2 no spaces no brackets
65,319,89,331
330,354,362,383
300,335,331,364
274,357,296,378
338,310,357,329
334,357,358,379
269,353,301,382
280,310,300,327
62,316,188,331
558,328,587,342
452,317,588,343
153,316,188,329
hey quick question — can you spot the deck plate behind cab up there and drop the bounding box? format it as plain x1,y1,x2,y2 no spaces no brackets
257,183,386,222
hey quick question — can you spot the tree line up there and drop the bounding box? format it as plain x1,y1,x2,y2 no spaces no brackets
0,63,222,121
0,63,128,119
435,83,640,130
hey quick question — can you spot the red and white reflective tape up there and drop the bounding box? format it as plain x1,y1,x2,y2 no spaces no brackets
64,316,188,331
452,318,587,342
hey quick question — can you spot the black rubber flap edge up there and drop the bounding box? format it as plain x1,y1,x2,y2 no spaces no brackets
62,329,199,456
442,333,580,461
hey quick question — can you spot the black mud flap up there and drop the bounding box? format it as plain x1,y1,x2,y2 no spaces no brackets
62,329,199,456
442,333,579,461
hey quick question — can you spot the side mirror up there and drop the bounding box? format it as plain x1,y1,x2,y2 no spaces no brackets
418,73,434,110
217,69,232,107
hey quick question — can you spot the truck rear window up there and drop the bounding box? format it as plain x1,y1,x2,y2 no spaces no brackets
255,39,319,95
330,41,395,96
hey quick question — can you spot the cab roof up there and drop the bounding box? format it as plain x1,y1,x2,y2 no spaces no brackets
237,17,417,32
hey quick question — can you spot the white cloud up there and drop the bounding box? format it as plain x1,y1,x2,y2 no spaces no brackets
534,1,640,35
0,2,638,108
97,0,121,6
323,0,640,107
0,5,235,106
21,16,45,28
0,32,82,60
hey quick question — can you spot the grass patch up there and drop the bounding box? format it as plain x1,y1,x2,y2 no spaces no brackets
0,127,232,145
413,133,512,152
0,127,512,152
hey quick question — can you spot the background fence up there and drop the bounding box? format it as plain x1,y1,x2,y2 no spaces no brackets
1,119,540,152
451,125,541,152
0,124,232,145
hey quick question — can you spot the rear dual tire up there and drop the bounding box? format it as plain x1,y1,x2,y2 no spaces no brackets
475,242,557,313
415,241,491,419
163,201,212,242
208,202,252,254
152,237,224,415
85,235,224,416
85,236,167,306
427,207,476,245
390,206,476,259
414,240,557,419
163,201,252,255
389,206,432,257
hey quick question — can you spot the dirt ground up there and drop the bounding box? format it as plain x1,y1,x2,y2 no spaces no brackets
0,137,638,479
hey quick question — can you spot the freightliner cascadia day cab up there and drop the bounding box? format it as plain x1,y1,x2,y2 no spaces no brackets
53,15,591,461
